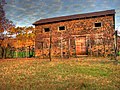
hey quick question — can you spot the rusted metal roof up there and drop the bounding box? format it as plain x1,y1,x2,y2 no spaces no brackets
33,9,115,25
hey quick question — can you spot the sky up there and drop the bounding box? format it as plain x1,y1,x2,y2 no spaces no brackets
3,0,120,30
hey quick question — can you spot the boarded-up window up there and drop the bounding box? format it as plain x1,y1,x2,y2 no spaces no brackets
44,28,50,32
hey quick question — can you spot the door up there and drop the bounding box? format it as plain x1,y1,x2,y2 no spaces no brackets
75,36,86,55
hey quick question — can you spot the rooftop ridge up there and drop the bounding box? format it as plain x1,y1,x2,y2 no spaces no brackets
33,9,115,25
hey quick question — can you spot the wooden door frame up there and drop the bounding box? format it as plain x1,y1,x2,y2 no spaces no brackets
74,35,87,56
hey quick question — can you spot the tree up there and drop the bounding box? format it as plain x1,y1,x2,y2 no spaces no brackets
12,26,35,58
0,0,16,59
113,31,118,64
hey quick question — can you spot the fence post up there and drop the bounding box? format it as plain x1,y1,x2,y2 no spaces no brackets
114,31,118,64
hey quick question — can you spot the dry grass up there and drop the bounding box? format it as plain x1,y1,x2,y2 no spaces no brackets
0,57,120,90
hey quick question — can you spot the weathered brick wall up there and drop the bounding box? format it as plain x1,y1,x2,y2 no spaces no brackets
35,15,114,58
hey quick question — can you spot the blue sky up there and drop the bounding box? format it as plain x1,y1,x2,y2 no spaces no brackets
3,0,120,30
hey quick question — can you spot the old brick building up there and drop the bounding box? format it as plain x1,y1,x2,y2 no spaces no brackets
33,9,115,58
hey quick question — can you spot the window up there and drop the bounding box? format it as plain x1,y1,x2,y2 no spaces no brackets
44,28,50,32
94,22,102,28
59,26,65,31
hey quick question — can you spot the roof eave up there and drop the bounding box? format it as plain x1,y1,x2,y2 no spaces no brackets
33,9,115,25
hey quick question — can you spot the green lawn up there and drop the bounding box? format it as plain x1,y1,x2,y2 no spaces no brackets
0,57,120,90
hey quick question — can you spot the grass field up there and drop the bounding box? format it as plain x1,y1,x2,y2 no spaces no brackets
0,57,120,90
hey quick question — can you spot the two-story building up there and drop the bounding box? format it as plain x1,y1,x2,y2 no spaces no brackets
33,9,115,58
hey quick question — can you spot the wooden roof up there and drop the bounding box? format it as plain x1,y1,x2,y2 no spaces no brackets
33,9,115,25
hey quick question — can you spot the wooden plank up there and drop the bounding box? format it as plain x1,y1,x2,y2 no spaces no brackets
76,37,86,55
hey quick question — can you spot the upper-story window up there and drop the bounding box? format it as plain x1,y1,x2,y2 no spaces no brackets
59,26,65,31
94,22,102,28
44,28,50,32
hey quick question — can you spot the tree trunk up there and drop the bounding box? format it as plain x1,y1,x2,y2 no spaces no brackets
26,47,27,58
28,46,30,58
1,47,4,59
114,31,118,64
22,48,24,58
3,47,6,59
49,30,52,61
31,46,34,57
16,48,18,58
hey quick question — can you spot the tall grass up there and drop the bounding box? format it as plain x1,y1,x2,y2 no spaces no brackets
0,58,119,90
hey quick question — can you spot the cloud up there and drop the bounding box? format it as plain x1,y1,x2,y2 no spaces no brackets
116,10,120,13
3,0,120,27
7,4,26,11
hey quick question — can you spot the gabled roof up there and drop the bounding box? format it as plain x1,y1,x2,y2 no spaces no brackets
33,9,115,25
